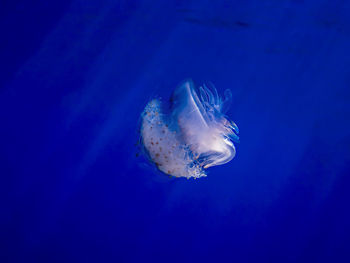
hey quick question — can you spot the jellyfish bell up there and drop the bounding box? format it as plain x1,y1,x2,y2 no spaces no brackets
140,80,239,179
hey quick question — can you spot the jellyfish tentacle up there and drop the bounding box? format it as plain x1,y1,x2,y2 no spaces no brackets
221,89,233,113
199,86,209,105
231,121,239,134
201,84,216,106
209,83,220,108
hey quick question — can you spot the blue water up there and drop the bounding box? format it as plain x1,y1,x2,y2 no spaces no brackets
1,1,350,262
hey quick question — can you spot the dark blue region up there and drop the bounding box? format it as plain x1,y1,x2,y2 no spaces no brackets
1,0,350,262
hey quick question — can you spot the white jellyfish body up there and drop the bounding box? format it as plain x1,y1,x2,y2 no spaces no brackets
140,80,239,179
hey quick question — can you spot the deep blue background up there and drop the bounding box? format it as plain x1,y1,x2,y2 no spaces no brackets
1,0,350,262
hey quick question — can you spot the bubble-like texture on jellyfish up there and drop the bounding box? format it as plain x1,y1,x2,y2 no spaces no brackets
140,80,239,179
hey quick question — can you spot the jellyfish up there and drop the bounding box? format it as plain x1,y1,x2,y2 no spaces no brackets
140,80,239,179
